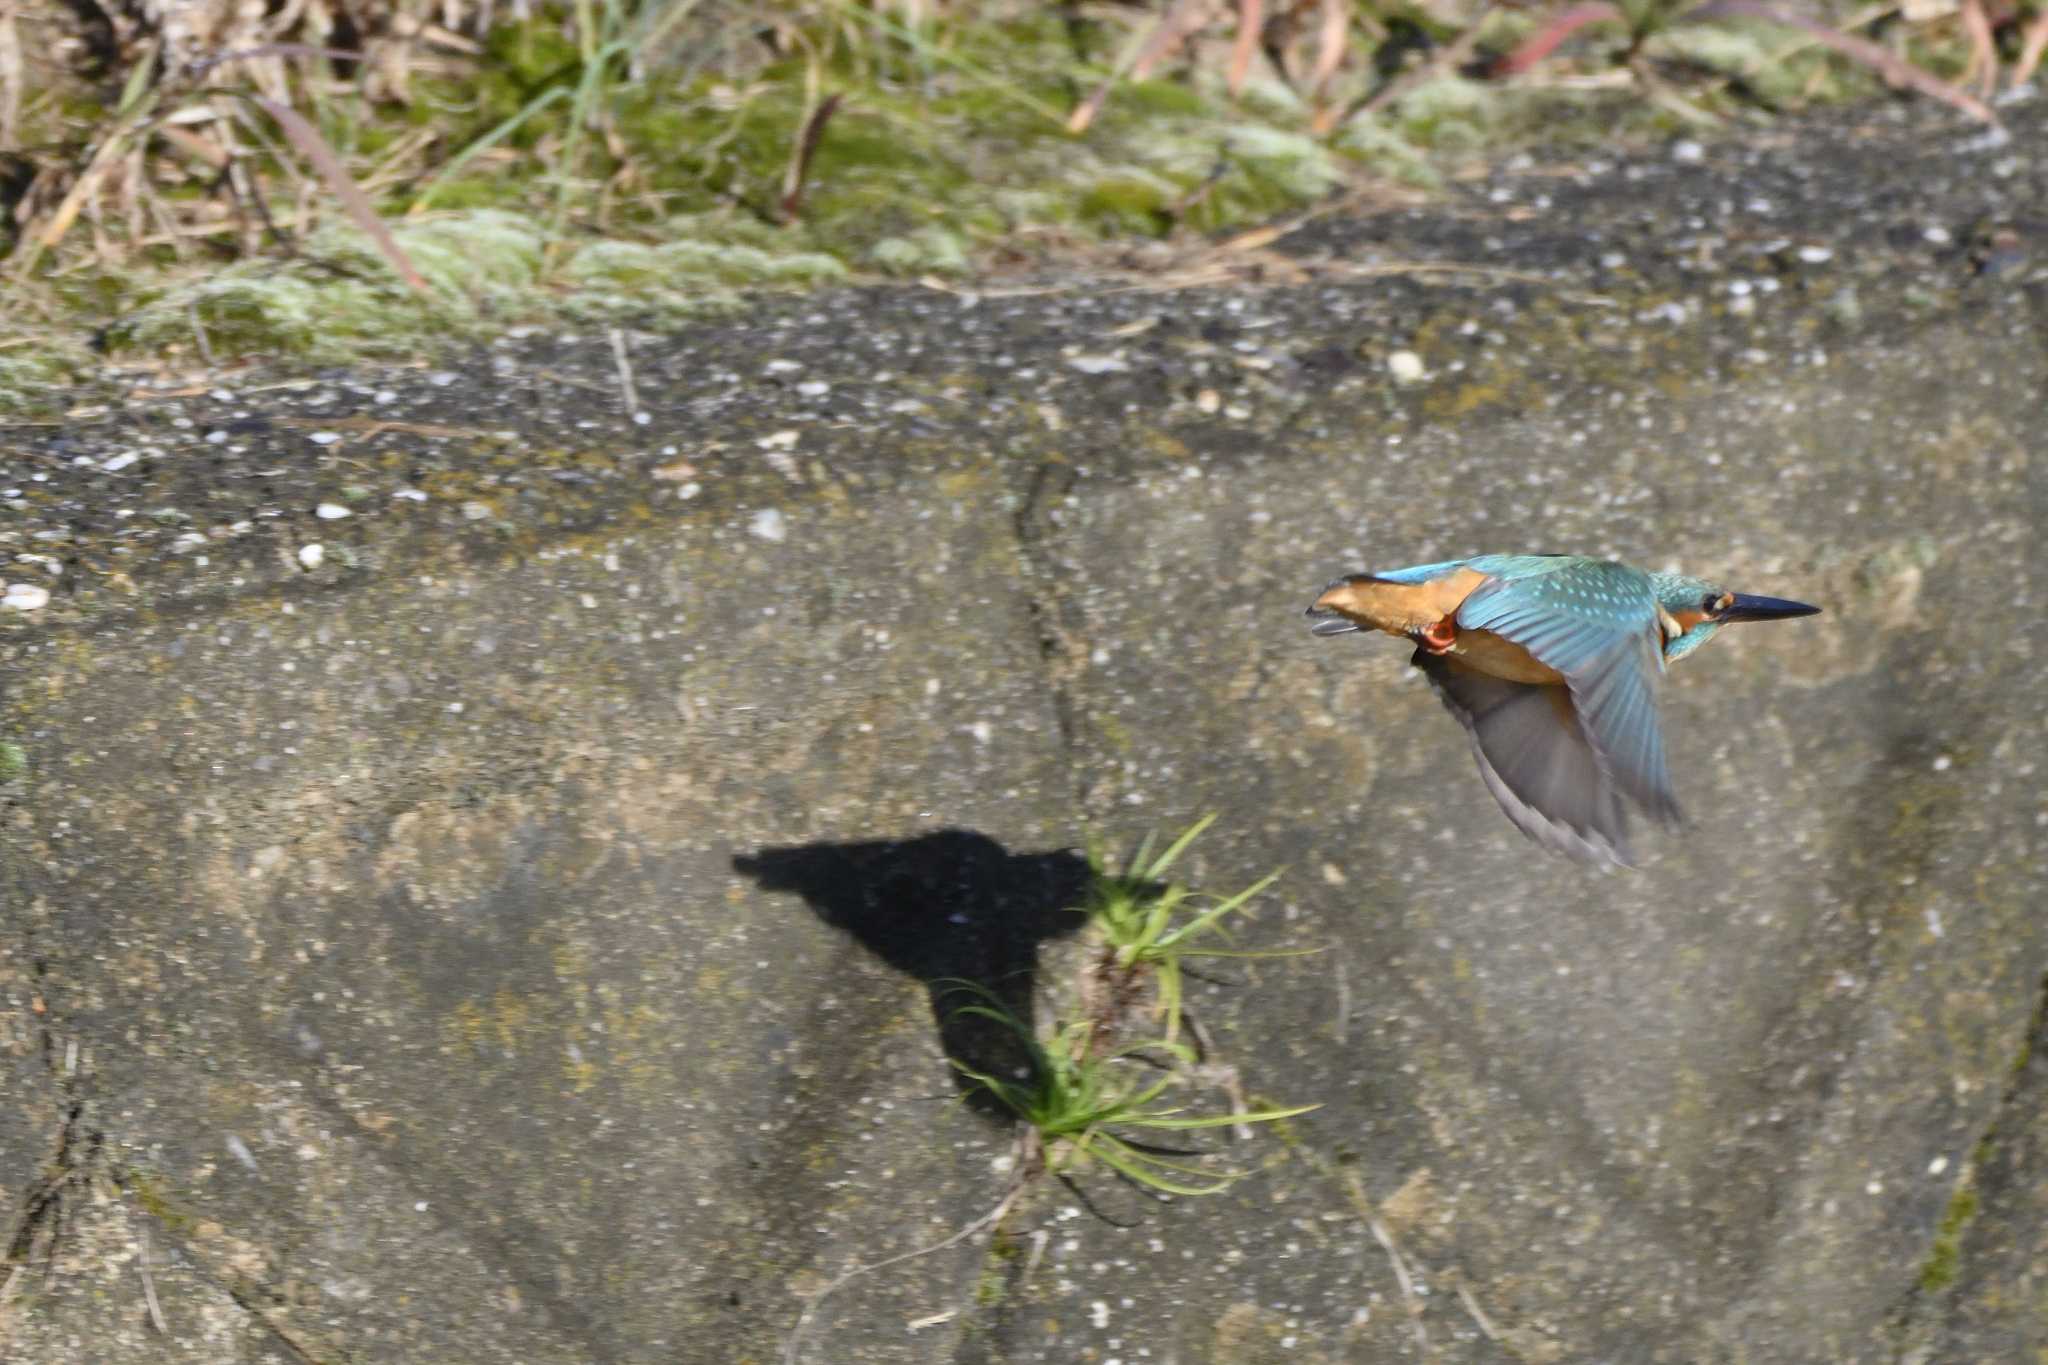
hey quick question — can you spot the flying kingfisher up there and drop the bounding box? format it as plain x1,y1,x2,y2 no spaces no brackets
1305,555,1821,865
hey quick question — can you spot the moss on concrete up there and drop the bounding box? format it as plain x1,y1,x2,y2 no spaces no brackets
1919,1177,1979,1292
35,7,1888,373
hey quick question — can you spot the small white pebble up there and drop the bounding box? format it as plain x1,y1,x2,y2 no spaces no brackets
796,380,830,398
1932,754,1952,771
297,544,325,570
757,430,799,451
764,358,803,374
1867,1180,1884,1196
1671,139,1705,163
308,431,342,446
101,452,138,473
1,583,50,611
1195,388,1221,413
461,501,493,521
1066,354,1130,375
1090,1300,1110,1329
748,508,787,542
1387,350,1426,384
1798,245,1834,264
1923,225,1952,245
393,488,427,502
315,502,352,520
1929,1156,1949,1176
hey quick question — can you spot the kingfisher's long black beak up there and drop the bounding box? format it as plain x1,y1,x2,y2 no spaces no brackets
1722,592,1823,623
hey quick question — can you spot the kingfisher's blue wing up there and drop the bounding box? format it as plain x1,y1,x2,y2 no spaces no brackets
1412,651,1635,864
1454,559,1681,826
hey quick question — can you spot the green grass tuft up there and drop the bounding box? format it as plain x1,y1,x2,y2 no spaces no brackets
944,986,1315,1197
1086,813,1311,1045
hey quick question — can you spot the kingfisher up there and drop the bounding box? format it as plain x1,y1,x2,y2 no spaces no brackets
1304,555,1821,865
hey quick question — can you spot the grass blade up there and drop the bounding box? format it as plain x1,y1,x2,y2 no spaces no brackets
1490,2,1625,78
408,84,571,215
1125,1102,1320,1130
247,95,427,290
1068,0,1214,133
1685,0,1997,122
2016,9,2048,89
1156,871,1280,949
1086,1135,1236,1195
1228,0,1264,97
1309,0,1349,97
1143,812,1217,879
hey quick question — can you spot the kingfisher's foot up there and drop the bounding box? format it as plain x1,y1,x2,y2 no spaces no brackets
1418,618,1457,654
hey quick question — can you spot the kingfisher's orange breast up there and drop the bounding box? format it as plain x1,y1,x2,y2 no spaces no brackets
1445,629,1564,685
1313,571,1566,685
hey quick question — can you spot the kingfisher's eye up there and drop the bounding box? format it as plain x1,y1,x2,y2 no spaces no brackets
1699,593,1720,616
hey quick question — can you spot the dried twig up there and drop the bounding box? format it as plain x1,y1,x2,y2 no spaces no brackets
783,1178,1025,1365
608,327,639,416
1456,1279,1497,1339
778,92,844,223
1068,0,1216,133
1338,1167,1429,1359
138,1227,168,1335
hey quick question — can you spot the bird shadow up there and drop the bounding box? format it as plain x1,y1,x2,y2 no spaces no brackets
732,830,1091,1121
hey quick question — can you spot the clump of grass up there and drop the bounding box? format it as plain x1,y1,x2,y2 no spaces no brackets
5,0,2012,354
1085,813,1310,1045
946,989,1315,1196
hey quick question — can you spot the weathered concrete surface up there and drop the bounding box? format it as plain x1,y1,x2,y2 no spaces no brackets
4,98,2047,1363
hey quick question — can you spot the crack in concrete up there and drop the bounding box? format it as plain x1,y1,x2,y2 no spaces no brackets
1007,458,1091,808
2,956,98,1292
1886,968,2048,1352
1,956,340,1361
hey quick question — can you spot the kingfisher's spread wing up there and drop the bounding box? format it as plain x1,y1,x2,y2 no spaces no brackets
1452,558,1681,827
1412,650,1634,864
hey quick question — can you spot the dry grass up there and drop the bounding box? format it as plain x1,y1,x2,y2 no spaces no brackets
0,0,2026,329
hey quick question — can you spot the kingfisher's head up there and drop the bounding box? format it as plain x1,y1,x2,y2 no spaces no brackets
1650,573,1822,662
